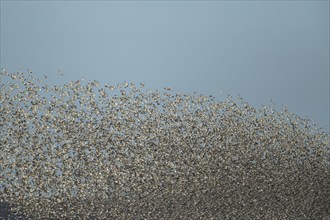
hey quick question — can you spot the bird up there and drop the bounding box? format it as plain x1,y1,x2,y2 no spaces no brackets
0,70,329,219
58,69,64,76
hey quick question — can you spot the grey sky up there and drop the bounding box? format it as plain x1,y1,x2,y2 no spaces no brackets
0,1,329,129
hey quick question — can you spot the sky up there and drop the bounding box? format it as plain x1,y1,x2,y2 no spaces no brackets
0,1,329,130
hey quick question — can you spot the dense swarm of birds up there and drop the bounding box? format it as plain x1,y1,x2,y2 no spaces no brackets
0,70,329,219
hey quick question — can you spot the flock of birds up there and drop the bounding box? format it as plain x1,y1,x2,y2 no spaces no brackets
0,70,329,219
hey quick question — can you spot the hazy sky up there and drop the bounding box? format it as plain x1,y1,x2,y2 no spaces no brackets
1,1,329,129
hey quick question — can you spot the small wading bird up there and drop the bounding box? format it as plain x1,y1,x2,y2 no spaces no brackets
58,69,64,76
0,70,329,219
